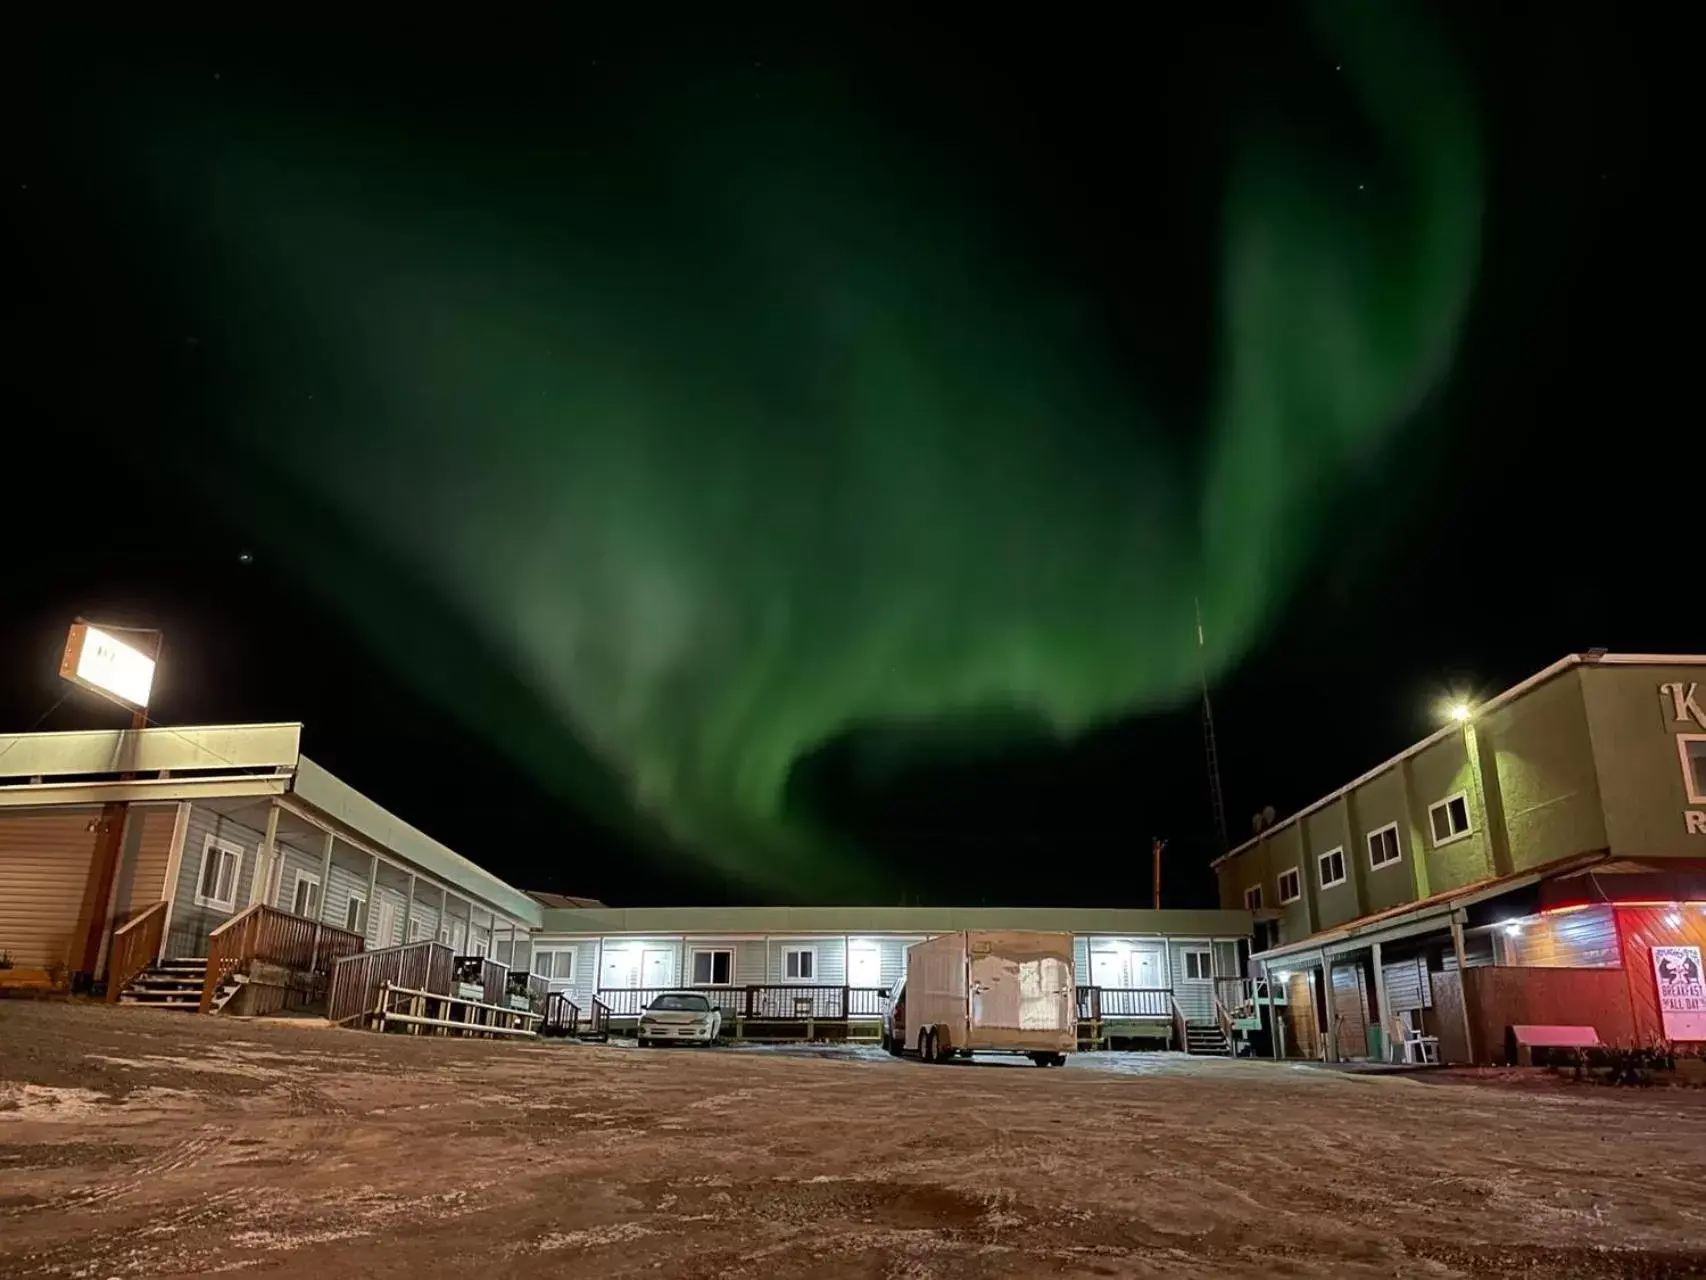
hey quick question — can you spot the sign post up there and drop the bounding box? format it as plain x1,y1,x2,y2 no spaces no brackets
60,622,162,992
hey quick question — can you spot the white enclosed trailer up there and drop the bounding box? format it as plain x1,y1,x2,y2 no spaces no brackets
902,930,1076,1066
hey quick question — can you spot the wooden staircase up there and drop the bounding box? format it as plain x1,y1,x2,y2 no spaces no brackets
117,959,239,1013
1184,1019,1232,1056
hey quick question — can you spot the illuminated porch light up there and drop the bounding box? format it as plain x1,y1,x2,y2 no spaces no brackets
1449,702,1472,723
1503,921,1523,936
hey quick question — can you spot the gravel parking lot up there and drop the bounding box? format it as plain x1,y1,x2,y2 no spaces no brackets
3,1000,1704,1277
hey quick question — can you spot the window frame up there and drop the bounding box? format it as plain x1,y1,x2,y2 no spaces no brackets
1243,884,1263,911
193,835,245,911
1318,846,1347,890
1182,949,1213,982
343,891,367,935
288,869,322,920
409,916,432,942
1366,822,1403,871
532,947,578,985
689,947,735,986
782,945,817,981
1428,791,1474,847
1678,734,1706,805
1276,867,1302,904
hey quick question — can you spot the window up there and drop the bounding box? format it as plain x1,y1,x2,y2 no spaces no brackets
410,917,431,942
1182,949,1213,981
690,948,733,985
344,893,366,934
1679,735,1706,805
194,836,244,910
783,946,816,980
1318,847,1346,889
289,871,321,919
1428,792,1473,845
1367,824,1402,870
1243,885,1262,911
437,925,451,945
532,948,577,985
1277,867,1302,904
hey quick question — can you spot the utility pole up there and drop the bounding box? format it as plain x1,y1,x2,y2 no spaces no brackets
1196,598,1230,858
1151,837,1167,910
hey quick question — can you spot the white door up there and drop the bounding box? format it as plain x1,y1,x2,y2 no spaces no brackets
1090,950,1126,989
848,942,881,989
449,919,466,953
601,947,636,989
642,948,672,989
374,898,399,948
1131,950,1162,989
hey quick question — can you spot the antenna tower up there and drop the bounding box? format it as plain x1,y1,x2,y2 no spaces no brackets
1195,598,1230,856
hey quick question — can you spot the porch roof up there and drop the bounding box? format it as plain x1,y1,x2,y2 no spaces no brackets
535,904,1253,938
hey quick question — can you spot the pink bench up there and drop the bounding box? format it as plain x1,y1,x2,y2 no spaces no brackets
1509,1024,1601,1066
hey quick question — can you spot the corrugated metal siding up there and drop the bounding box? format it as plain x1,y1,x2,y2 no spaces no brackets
1439,931,1497,971
0,808,100,970
120,806,177,917
1382,955,1432,1012
1507,906,1621,969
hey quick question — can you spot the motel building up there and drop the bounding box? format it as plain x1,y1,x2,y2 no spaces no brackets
0,723,543,1013
0,718,1253,1050
1214,652,1706,1065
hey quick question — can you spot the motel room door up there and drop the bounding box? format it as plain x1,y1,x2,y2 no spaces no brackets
1130,949,1163,990
1090,949,1126,989
641,948,672,989
848,941,881,989
601,949,637,990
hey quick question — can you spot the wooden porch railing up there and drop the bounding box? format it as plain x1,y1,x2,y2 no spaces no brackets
1096,988,1173,1018
480,957,509,1006
541,991,579,1036
1171,996,1189,1054
201,903,366,1014
106,900,169,1003
1216,977,1252,1016
327,940,454,1025
596,984,889,1021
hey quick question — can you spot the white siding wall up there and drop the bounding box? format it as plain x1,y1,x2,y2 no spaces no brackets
325,859,371,934
1171,938,1216,1019
167,806,265,956
274,840,322,916
766,937,845,984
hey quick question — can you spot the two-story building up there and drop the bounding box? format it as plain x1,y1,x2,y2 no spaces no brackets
1213,653,1706,1064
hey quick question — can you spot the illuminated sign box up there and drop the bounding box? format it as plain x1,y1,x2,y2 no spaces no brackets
59,623,157,713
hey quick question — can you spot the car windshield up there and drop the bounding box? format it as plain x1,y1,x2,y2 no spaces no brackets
648,994,712,1013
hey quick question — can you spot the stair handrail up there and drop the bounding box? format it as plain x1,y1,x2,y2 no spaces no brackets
1214,993,1237,1055
106,900,170,1003
1170,995,1189,1054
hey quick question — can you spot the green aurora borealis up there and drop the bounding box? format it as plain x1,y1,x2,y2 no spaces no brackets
117,4,1479,895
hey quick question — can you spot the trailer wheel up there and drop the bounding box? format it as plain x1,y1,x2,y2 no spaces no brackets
1030,1052,1052,1067
918,1028,934,1062
1050,1053,1067,1067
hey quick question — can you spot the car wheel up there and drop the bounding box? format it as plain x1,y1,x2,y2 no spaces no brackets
637,1037,649,1049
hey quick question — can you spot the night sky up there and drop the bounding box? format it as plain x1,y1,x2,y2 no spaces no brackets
7,7,1696,909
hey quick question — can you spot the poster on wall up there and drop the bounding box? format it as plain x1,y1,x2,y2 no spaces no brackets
1651,946,1706,1042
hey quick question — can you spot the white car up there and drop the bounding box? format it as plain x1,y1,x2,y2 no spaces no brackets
636,992,723,1047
